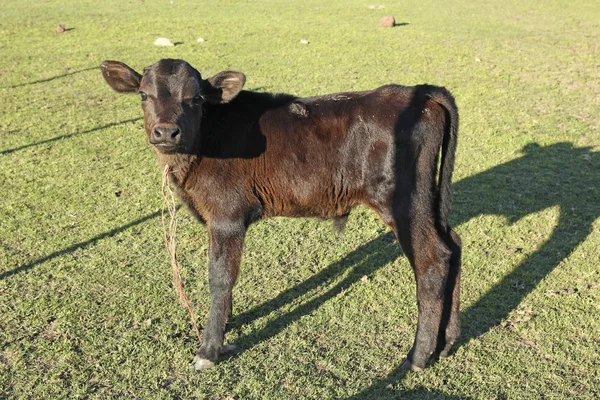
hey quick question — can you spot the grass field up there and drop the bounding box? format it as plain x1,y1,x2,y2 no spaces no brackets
1,0,599,398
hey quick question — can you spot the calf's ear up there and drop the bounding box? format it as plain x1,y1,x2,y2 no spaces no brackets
204,71,246,104
100,61,142,93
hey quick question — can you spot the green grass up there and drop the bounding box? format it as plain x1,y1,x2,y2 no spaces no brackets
1,0,599,398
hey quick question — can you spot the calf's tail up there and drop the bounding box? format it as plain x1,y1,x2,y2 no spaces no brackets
428,88,459,233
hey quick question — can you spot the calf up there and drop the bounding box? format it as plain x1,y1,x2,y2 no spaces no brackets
100,59,462,371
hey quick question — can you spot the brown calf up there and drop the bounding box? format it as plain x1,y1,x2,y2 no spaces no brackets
100,59,462,371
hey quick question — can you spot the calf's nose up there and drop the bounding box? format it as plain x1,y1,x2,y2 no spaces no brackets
151,125,181,144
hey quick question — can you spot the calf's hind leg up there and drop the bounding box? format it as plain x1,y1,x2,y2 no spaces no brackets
436,228,461,358
395,221,452,371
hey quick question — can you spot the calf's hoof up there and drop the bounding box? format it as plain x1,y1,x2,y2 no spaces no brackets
438,343,454,358
401,358,424,372
192,344,239,371
193,355,215,371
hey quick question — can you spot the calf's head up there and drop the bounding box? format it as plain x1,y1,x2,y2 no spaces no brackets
100,59,245,154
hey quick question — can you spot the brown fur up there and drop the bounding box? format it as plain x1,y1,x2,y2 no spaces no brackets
100,59,462,370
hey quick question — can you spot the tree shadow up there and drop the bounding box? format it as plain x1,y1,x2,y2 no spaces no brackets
4,66,98,89
0,118,142,155
225,141,599,398
0,210,162,280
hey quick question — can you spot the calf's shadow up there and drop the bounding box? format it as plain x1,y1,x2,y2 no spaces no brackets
231,141,599,398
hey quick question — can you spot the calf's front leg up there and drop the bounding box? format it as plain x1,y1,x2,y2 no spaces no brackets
193,221,245,370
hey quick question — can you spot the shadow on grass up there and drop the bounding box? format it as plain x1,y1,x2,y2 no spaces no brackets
0,210,161,280
0,118,142,155
3,66,98,89
231,232,399,344
229,141,599,399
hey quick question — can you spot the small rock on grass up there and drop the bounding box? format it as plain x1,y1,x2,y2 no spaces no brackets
154,37,174,47
56,24,66,33
578,135,591,145
300,39,309,44
379,16,395,27
197,37,205,43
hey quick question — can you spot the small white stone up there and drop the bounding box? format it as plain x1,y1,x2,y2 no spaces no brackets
197,37,205,43
475,57,481,62
300,39,309,45
154,37,174,47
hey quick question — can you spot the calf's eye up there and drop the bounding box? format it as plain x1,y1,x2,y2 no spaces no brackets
192,94,203,104
139,91,148,101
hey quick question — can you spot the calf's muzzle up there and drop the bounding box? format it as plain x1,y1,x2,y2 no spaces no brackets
150,123,182,152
